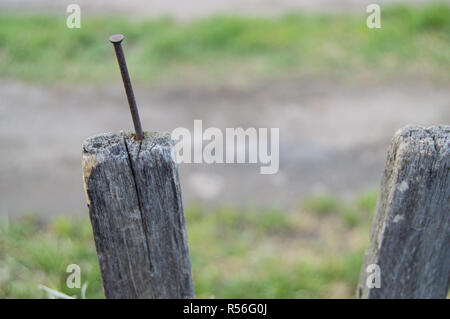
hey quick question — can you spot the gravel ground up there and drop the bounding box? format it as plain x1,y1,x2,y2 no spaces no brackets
1,79,449,217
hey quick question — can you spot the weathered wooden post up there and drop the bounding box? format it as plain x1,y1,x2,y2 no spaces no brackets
81,34,193,298
357,125,449,298
82,131,194,298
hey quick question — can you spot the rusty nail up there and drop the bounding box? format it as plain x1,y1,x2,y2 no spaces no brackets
109,34,144,141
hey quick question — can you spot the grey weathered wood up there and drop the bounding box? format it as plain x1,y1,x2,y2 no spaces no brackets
357,125,449,299
82,131,194,299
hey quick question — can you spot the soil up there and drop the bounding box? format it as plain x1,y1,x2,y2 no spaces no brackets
1,79,449,217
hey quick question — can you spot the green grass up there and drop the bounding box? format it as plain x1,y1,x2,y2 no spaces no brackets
302,190,377,228
0,3,449,84
0,192,377,298
302,195,340,215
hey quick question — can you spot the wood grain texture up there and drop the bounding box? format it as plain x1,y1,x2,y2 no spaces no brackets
82,132,194,299
357,125,449,299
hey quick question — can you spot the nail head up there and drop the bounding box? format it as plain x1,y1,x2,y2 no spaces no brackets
109,34,124,44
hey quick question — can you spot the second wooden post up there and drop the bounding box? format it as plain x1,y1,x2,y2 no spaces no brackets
357,125,449,298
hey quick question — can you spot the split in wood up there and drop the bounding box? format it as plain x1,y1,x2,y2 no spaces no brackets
82,131,194,299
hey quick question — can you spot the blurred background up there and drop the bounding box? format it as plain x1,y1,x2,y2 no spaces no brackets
0,0,449,298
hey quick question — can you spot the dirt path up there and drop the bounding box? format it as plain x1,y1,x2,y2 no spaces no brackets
1,0,439,20
0,79,448,217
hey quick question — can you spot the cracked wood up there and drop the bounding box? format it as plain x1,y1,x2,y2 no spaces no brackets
82,132,194,299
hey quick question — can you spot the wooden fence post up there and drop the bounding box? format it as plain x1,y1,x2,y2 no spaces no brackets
82,131,194,299
357,125,449,298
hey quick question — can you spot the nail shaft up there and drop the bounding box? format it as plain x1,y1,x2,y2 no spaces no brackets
109,34,144,141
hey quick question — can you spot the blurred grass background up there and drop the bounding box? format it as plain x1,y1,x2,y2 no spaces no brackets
0,192,377,298
0,3,448,299
0,4,448,84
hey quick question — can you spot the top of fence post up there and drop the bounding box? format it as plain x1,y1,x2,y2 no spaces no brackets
357,125,449,298
82,131,194,299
